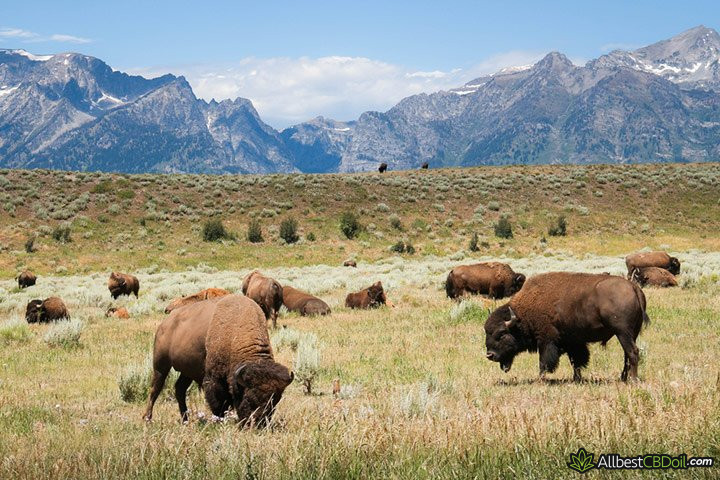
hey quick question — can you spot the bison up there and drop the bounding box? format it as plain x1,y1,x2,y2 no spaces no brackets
343,260,357,267
108,272,140,299
105,307,130,318
25,297,70,323
630,267,677,288
242,271,283,329
164,288,231,314
484,272,649,382
17,270,37,289
204,295,294,427
378,162,388,173
420,162,429,169
282,286,331,316
625,251,680,277
446,262,525,300
345,281,388,309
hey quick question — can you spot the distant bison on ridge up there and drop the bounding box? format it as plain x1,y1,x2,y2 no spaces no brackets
625,251,680,277
484,272,649,382
420,162,429,169
164,288,231,314
446,262,525,300
630,267,677,288
343,260,357,267
242,271,283,329
17,270,36,289
345,281,390,309
282,286,331,316
25,297,70,323
108,272,140,299
378,163,388,173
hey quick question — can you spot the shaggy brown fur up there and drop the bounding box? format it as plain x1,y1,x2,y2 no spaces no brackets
17,270,36,289
203,295,293,427
282,286,331,316
242,271,283,329
631,267,678,288
343,260,357,267
378,162,388,173
446,262,526,299
108,272,140,299
25,297,70,323
484,272,649,382
143,298,224,422
625,251,680,276
164,288,231,313
345,281,387,309
105,307,130,318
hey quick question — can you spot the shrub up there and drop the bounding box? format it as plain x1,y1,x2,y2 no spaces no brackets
376,203,390,212
390,241,415,254
294,333,321,395
389,214,402,230
118,189,135,200
306,232,316,242
468,232,479,252
271,327,303,353
24,235,36,253
494,216,513,239
340,212,361,239
0,316,32,344
43,319,84,348
202,219,230,242
548,215,567,236
118,358,152,403
487,201,500,211
448,300,489,325
52,224,72,243
247,219,263,243
91,180,112,194
280,217,299,244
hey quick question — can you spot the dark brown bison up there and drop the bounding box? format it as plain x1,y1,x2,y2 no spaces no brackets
378,162,388,173
420,162,429,169
203,295,294,427
630,267,678,288
345,281,388,309
343,260,357,267
242,271,283,329
17,270,36,289
164,288,231,314
108,272,140,299
282,286,331,316
625,251,680,277
484,272,649,382
105,307,130,318
446,262,525,300
25,297,70,323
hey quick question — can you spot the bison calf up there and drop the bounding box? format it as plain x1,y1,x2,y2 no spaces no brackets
108,272,140,299
25,297,70,323
446,262,525,300
625,251,680,277
345,281,388,309
282,286,331,316
17,270,37,289
242,271,283,329
484,272,649,382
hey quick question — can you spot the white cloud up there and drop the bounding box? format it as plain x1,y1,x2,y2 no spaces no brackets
48,34,92,44
128,50,544,129
0,27,38,39
0,26,91,44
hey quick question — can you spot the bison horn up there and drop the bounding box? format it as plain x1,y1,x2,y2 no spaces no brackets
289,371,295,383
234,364,247,386
504,306,518,328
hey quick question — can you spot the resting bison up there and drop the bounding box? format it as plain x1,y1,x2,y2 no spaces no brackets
484,272,649,382
108,272,140,299
343,260,357,267
345,281,388,309
625,251,680,277
164,288,231,314
446,262,525,300
631,267,677,288
204,295,294,427
25,297,70,323
378,162,388,173
420,162,429,169
242,271,283,329
105,307,130,318
17,270,36,289
282,286,331,316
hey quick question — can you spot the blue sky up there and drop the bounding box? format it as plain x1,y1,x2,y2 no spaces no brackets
1,0,717,127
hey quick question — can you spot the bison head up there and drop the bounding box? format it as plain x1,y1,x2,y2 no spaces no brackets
630,268,645,286
484,304,530,372
668,257,681,275
25,299,43,323
510,273,526,295
233,360,294,427
368,281,386,307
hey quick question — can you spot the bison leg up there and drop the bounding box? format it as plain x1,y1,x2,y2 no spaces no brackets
174,374,194,423
538,342,561,378
270,310,278,330
143,364,170,422
616,333,640,382
203,377,231,417
566,343,590,382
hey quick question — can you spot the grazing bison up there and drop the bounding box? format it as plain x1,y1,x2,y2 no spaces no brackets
164,288,231,314
446,262,525,300
17,270,36,289
25,297,70,323
204,295,294,427
378,162,388,173
630,267,678,288
625,251,680,277
108,272,140,299
343,260,357,267
345,281,388,309
242,271,283,329
484,272,649,382
420,162,429,169
105,307,130,318
282,286,331,316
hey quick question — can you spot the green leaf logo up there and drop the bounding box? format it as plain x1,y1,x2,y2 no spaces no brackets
567,447,595,473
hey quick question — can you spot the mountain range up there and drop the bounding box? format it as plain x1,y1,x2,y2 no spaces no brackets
1,25,720,174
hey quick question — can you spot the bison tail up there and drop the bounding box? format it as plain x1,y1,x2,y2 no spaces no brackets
631,282,650,328
445,271,456,299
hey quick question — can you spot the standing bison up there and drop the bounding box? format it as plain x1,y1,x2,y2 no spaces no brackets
164,288,231,314
108,272,140,299
420,162,429,169
17,270,36,289
446,262,525,300
242,271,283,329
282,286,331,316
345,281,388,309
378,162,388,173
630,267,677,288
484,272,649,382
625,251,680,277
343,260,357,267
25,297,70,323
